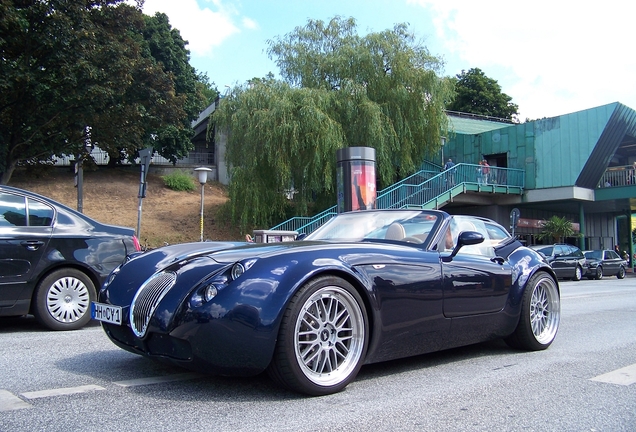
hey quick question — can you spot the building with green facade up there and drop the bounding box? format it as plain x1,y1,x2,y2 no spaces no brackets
441,102,636,259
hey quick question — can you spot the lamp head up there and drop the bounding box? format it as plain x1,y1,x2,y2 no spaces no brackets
194,167,212,184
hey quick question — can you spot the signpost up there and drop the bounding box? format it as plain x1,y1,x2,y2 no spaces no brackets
510,208,520,237
136,147,153,239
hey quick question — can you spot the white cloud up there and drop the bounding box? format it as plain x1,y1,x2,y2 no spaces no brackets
141,0,240,56
409,0,636,119
242,16,259,30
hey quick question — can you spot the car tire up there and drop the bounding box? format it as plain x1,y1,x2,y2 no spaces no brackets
617,266,626,279
572,265,582,281
505,271,560,351
267,275,368,396
594,266,603,280
33,268,96,331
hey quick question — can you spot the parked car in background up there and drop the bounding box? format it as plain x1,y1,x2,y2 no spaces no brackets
583,249,627,280
529,243,587,281
94,209,560,396
0,185,140,330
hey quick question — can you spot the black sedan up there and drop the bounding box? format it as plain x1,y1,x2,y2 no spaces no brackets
528,243,587,281
0,185,140,330
94,209,560,396
584,250,627,279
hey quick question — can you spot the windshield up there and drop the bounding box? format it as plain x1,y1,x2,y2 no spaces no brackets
584,251,602,260
305,211,440,242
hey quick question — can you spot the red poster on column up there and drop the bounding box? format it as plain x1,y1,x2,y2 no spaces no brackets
351,162,376,211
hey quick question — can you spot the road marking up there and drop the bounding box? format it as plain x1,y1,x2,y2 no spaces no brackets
0,390,32,411
21,384,105,400
590,364,636,386
113,372,203,387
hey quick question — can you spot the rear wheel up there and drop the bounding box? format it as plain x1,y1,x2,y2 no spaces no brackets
505,271,560,351
594,266,603,280
33,268,96,331
267,276,368,396
617,266,626,279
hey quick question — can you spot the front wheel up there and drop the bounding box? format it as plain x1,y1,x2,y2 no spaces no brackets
505,271,560,351
572,265,582,281
267,276,368,396
33,268,96,331
594,266,603,280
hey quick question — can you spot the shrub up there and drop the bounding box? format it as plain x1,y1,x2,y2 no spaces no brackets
162,171,196,191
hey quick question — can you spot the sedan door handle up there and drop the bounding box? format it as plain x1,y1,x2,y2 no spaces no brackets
21,240,45,251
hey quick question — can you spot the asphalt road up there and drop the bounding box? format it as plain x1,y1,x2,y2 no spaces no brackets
1,277,635,431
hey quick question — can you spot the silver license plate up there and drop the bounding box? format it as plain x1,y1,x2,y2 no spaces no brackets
91,302,122,325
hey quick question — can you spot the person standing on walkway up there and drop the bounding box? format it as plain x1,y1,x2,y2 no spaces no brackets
482,159,490,185
444,158,456,186
476,160,483,184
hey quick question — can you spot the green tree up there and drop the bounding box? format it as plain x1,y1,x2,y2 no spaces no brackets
196,72,219,107
0,1,207,183
447,68,519,122
537,215,575,243
212,17,454,230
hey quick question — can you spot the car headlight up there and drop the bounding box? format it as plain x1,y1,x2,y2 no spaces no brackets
204,284,219,302
231,262,245,280
189,259,258,308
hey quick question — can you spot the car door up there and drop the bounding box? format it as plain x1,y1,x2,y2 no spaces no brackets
0,192,54,307
604,250,620,274
550,244,569,278
441,218,513,318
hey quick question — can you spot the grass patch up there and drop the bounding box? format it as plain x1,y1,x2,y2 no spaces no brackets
162,170,196,191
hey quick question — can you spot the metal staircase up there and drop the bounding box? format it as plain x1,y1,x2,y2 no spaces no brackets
271,163,524,235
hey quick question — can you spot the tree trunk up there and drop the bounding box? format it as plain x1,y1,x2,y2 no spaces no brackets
0,160,18,185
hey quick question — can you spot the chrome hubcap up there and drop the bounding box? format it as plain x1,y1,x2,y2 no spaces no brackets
530,278,560,344
294,286,365,386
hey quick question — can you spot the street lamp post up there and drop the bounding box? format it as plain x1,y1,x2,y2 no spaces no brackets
77,127,94,213
194,167,212,242
440,136,447,166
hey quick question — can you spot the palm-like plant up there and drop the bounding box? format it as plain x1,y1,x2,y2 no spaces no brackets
537,216,575,243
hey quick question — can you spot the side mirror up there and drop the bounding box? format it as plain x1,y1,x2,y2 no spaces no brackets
445,231,485,260
296,233,307,241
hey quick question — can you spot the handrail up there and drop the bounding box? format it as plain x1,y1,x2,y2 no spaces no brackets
598,164,636,188
271,163,525,234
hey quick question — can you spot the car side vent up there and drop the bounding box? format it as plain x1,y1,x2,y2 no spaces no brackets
130,271,177,337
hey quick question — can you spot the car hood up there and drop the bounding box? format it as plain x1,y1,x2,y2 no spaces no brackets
134,240,332,268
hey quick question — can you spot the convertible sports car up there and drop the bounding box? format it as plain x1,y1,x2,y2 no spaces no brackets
93,210,560,396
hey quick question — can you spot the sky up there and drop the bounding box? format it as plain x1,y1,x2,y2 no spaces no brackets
140,0,635,121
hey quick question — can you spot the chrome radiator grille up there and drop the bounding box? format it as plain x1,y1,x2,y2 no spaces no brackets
130,271,177,337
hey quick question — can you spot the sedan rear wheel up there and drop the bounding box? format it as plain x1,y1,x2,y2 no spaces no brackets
505,271,560,351
617,266,626,279
33,268,96,331
267,276,368,396
594,266,603,280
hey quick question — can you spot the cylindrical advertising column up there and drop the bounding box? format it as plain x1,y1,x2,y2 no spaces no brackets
336,147,377,213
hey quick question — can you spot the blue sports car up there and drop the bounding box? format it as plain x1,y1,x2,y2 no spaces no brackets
93,209,560,395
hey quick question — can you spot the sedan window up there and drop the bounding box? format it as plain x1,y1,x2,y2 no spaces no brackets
27,199,54,227
0,193,27,226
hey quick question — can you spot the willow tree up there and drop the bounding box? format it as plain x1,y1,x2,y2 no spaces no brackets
212,17,454,230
